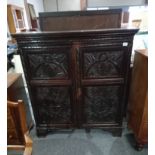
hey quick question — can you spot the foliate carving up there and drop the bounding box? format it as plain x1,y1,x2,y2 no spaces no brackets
34,87,71,124
84,50,124,78
84,86,121,123
28,53,69,79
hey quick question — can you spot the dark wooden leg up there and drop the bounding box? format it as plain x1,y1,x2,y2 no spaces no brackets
36,128,47,137
135,142,144,151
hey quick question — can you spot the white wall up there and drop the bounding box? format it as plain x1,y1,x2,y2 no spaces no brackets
43,0,57,12
43,0,80,12
87,0,146,8
27,0,44,16
7,0,24,7
58,0,80,11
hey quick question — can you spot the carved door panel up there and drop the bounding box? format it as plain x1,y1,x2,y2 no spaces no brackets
31,86,74,125
24,48,71,80
82,85,123,125
78,45,126,126
80,45,127,79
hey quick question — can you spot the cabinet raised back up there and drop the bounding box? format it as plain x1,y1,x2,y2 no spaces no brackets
39,9,122,31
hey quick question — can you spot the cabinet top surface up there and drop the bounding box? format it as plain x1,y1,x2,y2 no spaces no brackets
12,28,138,37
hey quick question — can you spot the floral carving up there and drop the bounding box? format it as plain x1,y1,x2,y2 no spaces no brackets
33,87,72,124
84,50,124,78
28,53,68,79
84,86,121,123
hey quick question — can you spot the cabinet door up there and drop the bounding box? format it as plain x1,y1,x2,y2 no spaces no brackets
78,45,127,126
21,47,75,128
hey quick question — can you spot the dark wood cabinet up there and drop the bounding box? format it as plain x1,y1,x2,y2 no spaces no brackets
12,28,138,136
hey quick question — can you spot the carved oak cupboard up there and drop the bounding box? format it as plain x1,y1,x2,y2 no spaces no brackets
12,28,138,136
